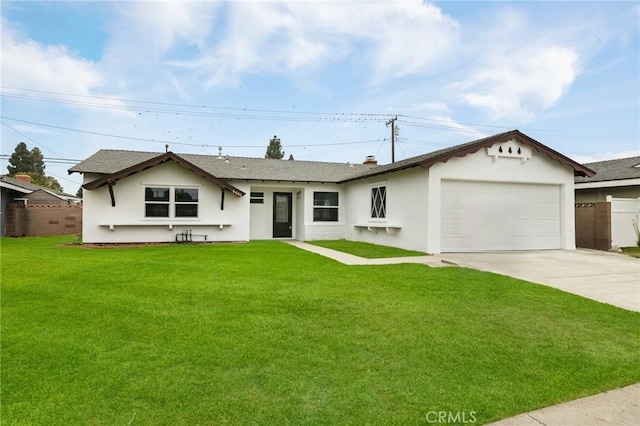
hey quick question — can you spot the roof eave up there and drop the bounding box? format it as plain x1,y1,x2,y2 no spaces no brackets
340,130,595,183
83,152,245,197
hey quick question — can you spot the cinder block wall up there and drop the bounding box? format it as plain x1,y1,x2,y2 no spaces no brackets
5,204,82,237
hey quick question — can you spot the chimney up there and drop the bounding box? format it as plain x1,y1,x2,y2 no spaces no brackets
14,174,32,183
363,155,378,165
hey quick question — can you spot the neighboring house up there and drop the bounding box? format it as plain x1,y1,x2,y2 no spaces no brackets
0,174,82,237
575,156,640,249
1,175,41,236
69,130,594,253
574,156,640,202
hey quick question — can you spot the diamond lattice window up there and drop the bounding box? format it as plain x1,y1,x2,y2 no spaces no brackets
371,186,386,218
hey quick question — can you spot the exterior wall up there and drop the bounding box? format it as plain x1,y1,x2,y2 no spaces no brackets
301,183,346,240
576,185,640,202
426,143,576,253
5,203,82,237
1,187,17,236
247,184,304,240
247,182,345,241
82,163,250,243
343,168,430,251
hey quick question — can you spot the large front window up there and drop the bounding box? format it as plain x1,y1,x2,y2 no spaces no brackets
313,191,339,222
175,188,198,217
371,186,386,218
145,187,198,218
145,187,169,217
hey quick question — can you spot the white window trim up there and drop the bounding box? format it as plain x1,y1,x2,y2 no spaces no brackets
313,191,339,222
370,182,387,219
250,191,265,204
144,186,199,219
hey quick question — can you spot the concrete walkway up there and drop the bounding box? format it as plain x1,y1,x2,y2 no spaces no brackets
285,240,450,267
286,241,640,425
487,383,640,426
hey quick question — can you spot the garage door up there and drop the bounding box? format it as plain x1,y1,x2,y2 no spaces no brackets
441,180,561,252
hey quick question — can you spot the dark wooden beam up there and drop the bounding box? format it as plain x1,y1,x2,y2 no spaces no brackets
107,180,116,207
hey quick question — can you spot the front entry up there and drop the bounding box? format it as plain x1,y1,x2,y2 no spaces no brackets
273,192,293,238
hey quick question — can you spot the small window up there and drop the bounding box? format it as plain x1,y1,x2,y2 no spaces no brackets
250,192,264,204
313,191,339,222
371,186,386,218
175,188,198,217
145,187,169,217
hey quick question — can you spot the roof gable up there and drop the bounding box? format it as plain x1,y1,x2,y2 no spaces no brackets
82,152,245,197
340,130,595,183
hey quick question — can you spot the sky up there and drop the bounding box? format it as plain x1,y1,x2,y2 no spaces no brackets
1,0,639,194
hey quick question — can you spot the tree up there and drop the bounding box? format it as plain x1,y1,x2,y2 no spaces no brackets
288,154,295,161
7,142,45,175
31,147,45,174
265,135,285,159
6,142,63,192
30,173,64,193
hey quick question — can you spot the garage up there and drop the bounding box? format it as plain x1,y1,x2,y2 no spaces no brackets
441,180,562,252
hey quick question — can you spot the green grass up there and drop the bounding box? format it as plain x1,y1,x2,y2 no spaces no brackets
2,236,640,425
308,239,426,258
621,246,640,258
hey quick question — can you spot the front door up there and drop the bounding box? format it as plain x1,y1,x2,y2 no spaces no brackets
273,192,293,238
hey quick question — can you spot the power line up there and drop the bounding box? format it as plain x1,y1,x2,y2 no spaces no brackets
397,115,637,138
1,116,385,149
4,86,636,142
0,86,390,123
1,120,66,158
4,86,637,138
0,154,81,165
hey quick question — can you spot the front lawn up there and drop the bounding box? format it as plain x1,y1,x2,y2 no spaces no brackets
2,236,639,425
621,246,640,258
308,239,426,258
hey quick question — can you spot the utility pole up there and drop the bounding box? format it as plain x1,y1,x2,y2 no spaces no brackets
386,116,398,163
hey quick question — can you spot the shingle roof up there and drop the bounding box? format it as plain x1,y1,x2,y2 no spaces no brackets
69,130,595,185
69,150,375,183
575,156,640,183
1,175,80,199
341,129,595,182
0,175,45,192
82,152,246,197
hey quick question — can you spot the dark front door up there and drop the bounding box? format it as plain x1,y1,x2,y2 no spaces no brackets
273,192,292,238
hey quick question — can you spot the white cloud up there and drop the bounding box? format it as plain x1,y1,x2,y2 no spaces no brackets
0,18,103,95
106,1,218,56
459,44,580,121
573,150,640,164
426,114,491,139
165,0,460,87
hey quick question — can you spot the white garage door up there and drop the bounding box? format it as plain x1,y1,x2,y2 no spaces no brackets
441,180,562,252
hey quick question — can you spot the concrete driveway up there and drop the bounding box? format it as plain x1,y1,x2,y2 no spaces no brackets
442,250,640,312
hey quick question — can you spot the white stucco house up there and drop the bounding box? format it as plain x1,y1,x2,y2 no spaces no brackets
69,130,595,253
